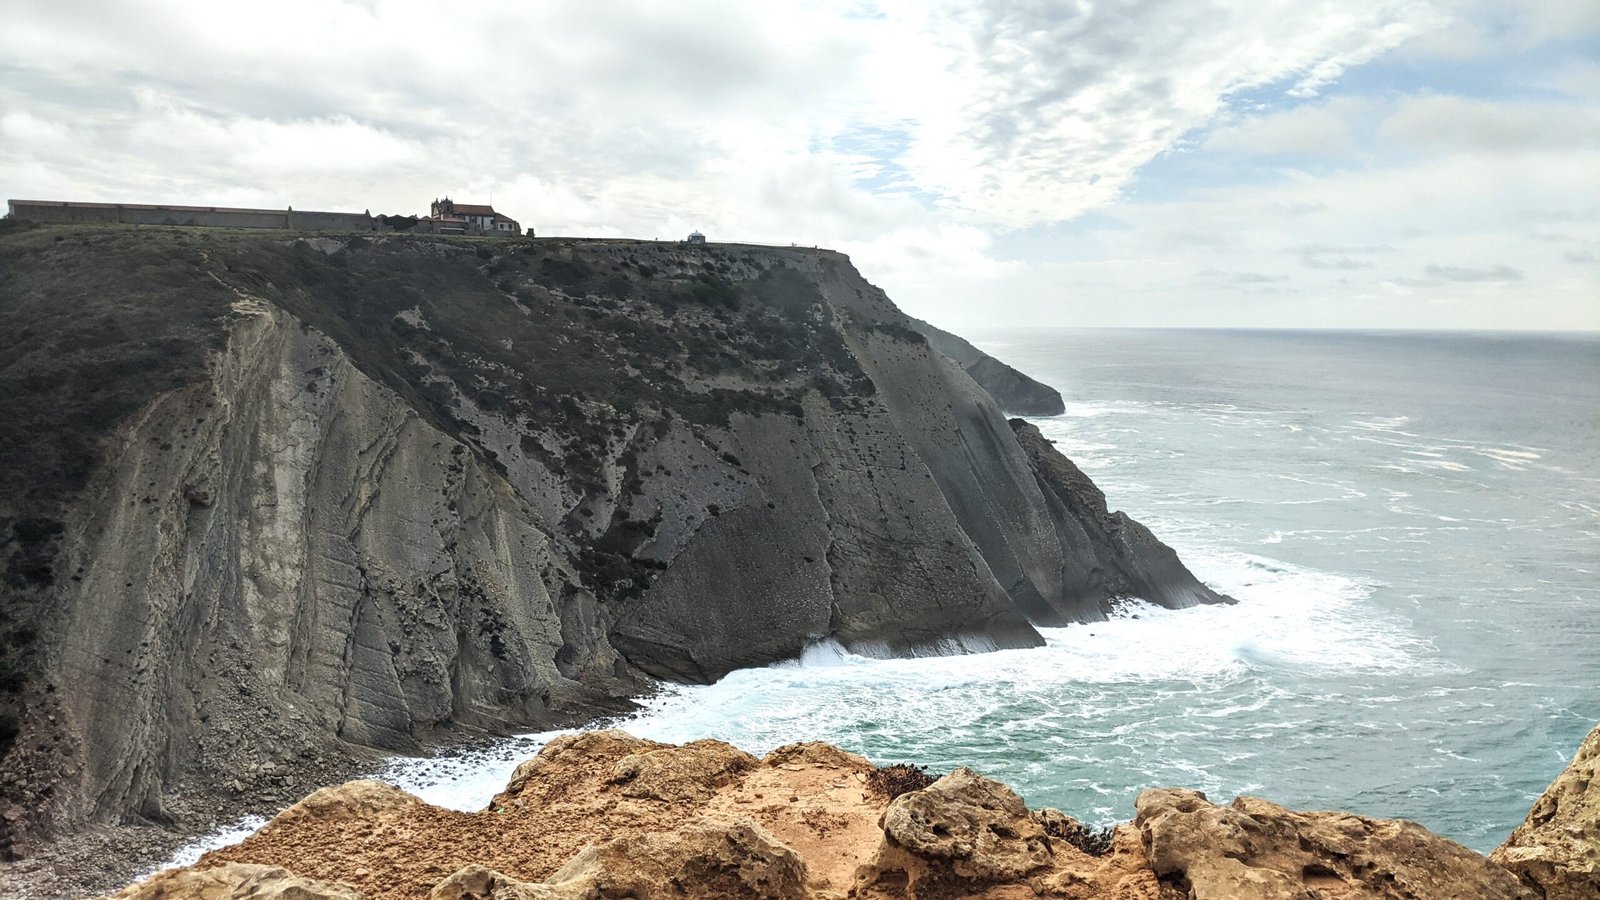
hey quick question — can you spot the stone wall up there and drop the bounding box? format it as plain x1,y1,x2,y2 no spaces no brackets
7,200,381,232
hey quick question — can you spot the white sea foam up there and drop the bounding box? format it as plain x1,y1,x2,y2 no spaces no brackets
352,546,1432,823
1057,399,1151,419
142,815,268,880
1351,415,1415,434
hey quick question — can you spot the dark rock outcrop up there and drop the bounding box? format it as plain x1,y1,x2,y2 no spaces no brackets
909,317,1066,415
0,227,1226,865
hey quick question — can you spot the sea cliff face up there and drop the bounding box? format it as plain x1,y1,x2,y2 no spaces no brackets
0,225,1227,863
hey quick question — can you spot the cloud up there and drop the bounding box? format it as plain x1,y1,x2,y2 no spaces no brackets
1379,95,1600,155
1,1,1595,330
1207,99,1368,157
1200,268,1290,285
1399,0,1600,59
1422,263,1524,282
1295,243,1392,269
882,0,1445,226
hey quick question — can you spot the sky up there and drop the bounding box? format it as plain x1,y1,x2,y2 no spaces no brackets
2,0,1596,331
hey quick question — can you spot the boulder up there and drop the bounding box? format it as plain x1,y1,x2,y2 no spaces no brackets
607,739,758,803
106,861,365,899
859,767,1051,895
267,780,422,828
429,864,565,900
497,730,666,803
1135,787,1531,900
762,741,873,772
1492,721,1600,900
546,813,809,899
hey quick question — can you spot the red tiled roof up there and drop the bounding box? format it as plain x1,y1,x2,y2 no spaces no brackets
451,203,496,216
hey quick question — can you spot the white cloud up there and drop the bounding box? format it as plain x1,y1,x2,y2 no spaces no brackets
1208,98,1371,156
875,0,1447,225
1400,0,1600,59
1378,94,1600,154
0,1,1594,330
0,0,1460,229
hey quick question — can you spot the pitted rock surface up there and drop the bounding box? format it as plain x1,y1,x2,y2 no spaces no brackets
497,730,667,803
101,731,1600,900
607,740,760,803
876,767,1052,882
1135,787,1532,900
548,813,809,899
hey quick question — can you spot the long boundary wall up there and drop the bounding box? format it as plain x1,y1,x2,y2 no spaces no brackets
6,200,382,232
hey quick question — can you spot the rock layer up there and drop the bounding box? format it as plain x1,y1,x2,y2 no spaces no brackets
105,729,1588,900
0,227,1226,866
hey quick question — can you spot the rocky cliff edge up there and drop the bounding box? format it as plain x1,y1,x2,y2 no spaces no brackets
104,724,1600,900
1492,720,1600,899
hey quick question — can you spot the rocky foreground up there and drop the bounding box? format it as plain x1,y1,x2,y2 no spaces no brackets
108,723,1598,900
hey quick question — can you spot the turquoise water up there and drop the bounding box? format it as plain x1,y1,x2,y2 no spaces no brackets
170,329,1600,866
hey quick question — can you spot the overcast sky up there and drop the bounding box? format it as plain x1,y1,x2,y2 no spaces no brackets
3,1,1596,331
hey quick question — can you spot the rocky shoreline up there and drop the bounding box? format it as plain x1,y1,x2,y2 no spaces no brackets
99,721,1598,900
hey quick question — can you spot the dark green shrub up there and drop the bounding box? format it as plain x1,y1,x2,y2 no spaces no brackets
867,763,938,800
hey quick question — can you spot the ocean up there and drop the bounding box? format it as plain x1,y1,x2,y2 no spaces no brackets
168,328,1600,866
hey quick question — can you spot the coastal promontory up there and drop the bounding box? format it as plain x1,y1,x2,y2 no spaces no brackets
0,224,1228,882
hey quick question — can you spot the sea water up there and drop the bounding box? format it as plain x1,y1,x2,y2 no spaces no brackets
174,329,1600,864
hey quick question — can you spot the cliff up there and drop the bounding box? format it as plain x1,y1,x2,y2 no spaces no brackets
1492,721,1600,898
0,224,1228,866
104,726,1599,900
908,317,1065,416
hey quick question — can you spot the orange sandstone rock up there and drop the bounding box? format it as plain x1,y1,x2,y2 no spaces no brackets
107,861,365,899
105,727,1600,900
1135,787,1531,900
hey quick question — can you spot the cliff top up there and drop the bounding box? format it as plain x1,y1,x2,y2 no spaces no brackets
107,725,1600,900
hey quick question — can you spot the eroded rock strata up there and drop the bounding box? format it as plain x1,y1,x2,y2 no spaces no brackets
0,225,1227,869
105,728,1594,900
